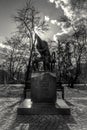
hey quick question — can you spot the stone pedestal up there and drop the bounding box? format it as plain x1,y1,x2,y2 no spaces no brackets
31,72,56,103
18,72,70,115
17,99,70,115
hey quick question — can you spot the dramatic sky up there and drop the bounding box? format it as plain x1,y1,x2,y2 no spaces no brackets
0,0,87,45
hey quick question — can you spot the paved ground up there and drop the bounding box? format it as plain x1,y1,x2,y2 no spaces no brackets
0,84,87,130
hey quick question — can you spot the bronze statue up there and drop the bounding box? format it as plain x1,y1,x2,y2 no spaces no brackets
34,33,51,71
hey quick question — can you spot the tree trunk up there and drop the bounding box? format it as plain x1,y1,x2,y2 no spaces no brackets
24,42,34,98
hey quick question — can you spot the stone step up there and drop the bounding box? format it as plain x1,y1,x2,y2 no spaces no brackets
17,99,70,115
56,99,69,109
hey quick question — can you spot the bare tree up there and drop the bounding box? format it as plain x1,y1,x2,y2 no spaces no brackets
13,0,48,97
56,18,87,87
2,35,29,83
70,18,87,86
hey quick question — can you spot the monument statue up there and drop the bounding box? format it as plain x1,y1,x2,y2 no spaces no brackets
34,33,51,71
32,53,39,72
32,34,57,72
18,33,70,115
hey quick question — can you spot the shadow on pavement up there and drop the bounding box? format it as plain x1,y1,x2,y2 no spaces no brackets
9,113,76,130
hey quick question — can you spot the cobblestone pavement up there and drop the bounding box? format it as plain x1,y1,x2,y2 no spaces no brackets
0,85,87,130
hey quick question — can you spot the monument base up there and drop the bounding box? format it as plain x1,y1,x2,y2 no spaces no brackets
17,99,70,115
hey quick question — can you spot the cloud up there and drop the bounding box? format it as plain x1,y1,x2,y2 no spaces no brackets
45,16,50,22
50,20,57,24
61,0,69,5
60,5,74,20
61,22,74,34
48,0,74,21
54,0,87,21
53,32,69,42
48,0,55,3
0,43,6,48
49,0,87,22
55,1,61,8
48,0,87,41
55,0,75,21
53,22,74,41
45,16,61,26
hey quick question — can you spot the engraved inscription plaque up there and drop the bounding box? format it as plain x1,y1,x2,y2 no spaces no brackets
31,72,56,103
